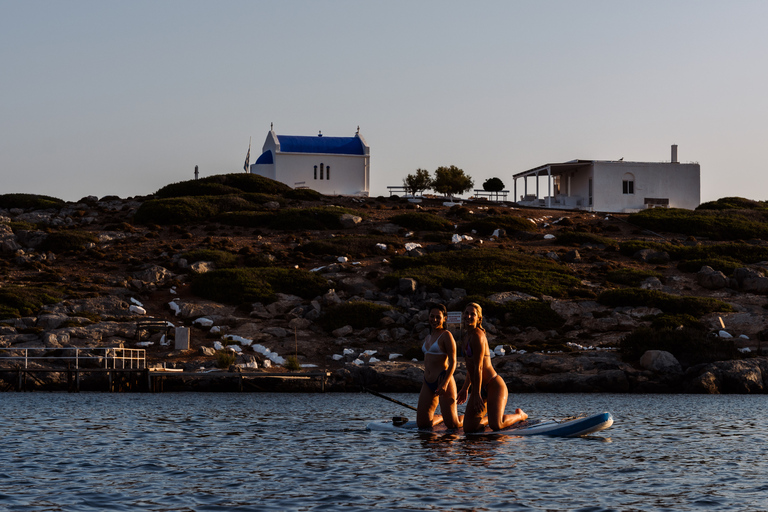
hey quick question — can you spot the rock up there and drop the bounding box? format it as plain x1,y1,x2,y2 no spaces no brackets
733,267,768,294
264,201,280,210
36,314,69,330
200,346,216,356
338,276,377,295
640,277,663,290
132,265,172,285
332,325,354,338
399,278,417,294
288,317,312,330
697,266,728,290
266,294,304,316
190,261,215,273
562,249,581,263
633,249,670,263
263,327,288,338
639,350,682,374
339,213,362,228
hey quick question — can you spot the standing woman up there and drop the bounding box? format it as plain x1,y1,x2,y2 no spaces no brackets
417,304,462,430
457,302,527,433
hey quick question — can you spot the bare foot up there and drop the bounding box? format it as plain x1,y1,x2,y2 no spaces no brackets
516,408,528,421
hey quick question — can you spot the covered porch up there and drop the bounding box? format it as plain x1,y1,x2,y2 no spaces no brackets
513,160,593,210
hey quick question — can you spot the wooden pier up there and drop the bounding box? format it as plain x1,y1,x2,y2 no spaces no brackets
0,347,330,392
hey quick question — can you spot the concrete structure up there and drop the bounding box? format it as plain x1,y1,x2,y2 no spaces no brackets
249,125,370,196
512,145,700,213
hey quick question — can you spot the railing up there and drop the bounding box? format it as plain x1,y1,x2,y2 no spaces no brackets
473,189,509,202
0,347,146,370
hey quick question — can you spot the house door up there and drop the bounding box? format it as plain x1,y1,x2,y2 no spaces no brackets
588,179,593,207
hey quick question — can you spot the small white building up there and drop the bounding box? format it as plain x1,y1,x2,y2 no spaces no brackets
512,145,700,213
249,125,370,196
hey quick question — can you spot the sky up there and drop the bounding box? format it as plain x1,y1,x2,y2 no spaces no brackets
2,0,767,203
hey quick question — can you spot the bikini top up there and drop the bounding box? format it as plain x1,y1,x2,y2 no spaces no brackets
422,331,447,356
464,334,491,359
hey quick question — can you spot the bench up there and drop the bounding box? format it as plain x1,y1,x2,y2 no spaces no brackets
135,319,172,341
387,186,409,197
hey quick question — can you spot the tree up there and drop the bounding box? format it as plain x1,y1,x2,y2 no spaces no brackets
483,177,505,201
402,168,432,197
432,166,474,198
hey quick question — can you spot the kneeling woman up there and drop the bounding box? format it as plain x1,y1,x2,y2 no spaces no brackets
417,304,462,430
458,302,527,432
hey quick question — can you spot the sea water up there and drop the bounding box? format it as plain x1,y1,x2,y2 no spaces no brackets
1,392,767,511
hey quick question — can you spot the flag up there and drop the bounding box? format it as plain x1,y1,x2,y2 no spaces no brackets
243,140,251,173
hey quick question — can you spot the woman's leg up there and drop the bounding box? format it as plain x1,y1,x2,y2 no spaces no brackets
417,382,442,429
461,393,487,433
486,375,527,431
438,377,462,429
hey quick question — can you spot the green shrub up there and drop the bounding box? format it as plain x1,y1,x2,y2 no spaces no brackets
215,350,236,368
0,286,64,318
628,208,768,241
156,174,294,198
461,215,537,236
380,265,466,292
266,207,356,230
697,197,768,211
284,356,302,371
649,314,707,331
38,230,99,253
318,301,394,331
134,197,219,225
0,193,65,210
385,248,583,298
606,268,663,286
182,249,238,268
620,326,735,365
597,289,733,316
676,257,741,275
390,212,454,231
191,268,328,304
458,296,566,330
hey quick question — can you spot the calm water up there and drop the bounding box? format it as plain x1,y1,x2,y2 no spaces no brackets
1,392,767,511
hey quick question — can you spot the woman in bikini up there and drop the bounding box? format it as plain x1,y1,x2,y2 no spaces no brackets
457,302,527,433
417,304,462,430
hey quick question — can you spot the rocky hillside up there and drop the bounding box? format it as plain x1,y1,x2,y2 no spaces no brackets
3,176,768,393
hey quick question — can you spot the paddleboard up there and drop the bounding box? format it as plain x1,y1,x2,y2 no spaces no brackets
366,412,613,437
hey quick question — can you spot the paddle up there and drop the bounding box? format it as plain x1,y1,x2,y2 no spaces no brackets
363,387,417,412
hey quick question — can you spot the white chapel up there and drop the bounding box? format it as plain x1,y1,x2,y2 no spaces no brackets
249,125,370,197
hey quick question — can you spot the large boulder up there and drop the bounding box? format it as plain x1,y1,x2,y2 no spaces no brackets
640,350,682,374
697,266,728,290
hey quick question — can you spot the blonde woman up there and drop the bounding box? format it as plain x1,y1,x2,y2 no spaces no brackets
457,302,527,433
417,304,462,430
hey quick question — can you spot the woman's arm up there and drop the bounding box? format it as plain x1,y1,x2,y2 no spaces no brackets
436,331,457,396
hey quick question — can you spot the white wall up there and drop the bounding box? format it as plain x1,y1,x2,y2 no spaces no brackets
275,153,369,196
592,162,700,212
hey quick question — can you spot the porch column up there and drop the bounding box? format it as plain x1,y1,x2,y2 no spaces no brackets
546,166,552,208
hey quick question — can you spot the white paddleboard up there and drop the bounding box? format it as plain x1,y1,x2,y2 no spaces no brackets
366,412,613,437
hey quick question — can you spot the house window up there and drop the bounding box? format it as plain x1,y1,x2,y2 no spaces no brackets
622,172,635,195
320,163,324,180
314,165,318,180
326,166,330,180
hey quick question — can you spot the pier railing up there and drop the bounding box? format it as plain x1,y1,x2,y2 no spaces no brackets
0,347,146,370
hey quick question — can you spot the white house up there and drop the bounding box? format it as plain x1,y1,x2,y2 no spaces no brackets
249,125,370,196
512,145,700,213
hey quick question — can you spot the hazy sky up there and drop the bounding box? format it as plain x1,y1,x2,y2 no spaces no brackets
2,1,766,203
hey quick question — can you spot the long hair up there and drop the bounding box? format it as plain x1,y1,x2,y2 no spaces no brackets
429,303,448,333
463,302,485,333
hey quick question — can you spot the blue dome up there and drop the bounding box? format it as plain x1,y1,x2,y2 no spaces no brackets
254,150,273,164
